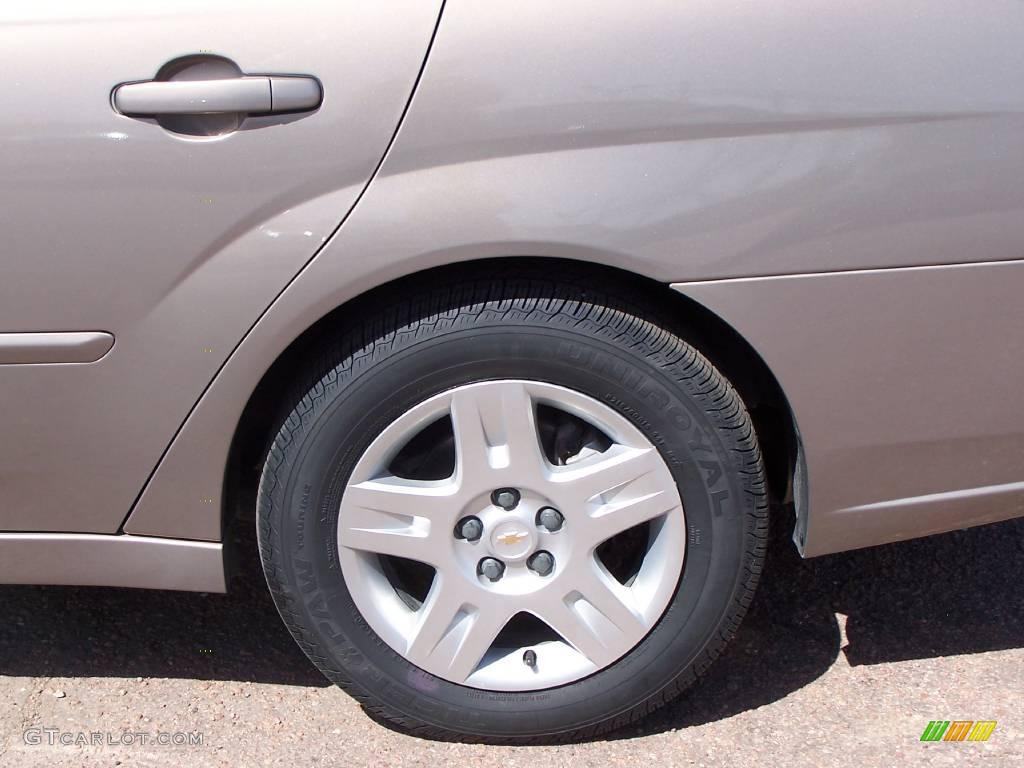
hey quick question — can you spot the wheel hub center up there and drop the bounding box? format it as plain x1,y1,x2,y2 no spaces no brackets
488,518,536,561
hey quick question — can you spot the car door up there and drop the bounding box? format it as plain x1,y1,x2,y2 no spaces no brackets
0,1,442,533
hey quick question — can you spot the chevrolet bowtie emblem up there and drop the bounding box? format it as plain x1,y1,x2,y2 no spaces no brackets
496,531,528,545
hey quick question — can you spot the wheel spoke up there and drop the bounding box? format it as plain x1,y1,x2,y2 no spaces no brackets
531,595,616,668
339,519,438,563
339,476,456,564
585,489,678,547
406,581,509,683
553,443,663,507
573,563,647,637
405,580,469,667
450,381,548,486
534,565,646,667
447,607,511,682
344,475,459,519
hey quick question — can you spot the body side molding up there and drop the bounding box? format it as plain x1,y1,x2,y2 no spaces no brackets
0,533,225,592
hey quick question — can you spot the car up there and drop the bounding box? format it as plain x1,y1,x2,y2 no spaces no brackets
2,0,1023,744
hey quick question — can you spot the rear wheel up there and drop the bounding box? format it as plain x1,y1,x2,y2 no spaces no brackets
257,270,767,742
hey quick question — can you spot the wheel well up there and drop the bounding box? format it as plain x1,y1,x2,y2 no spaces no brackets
224,258,802,553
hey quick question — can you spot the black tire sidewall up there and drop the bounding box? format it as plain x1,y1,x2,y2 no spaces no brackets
263,325,754,738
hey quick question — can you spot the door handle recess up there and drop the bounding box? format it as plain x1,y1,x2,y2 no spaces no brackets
113,76,321,116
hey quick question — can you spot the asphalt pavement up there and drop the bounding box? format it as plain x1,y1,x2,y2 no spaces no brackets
2,515,1021,767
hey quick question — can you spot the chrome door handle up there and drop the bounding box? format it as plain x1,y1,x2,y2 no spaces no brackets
113,76,321,116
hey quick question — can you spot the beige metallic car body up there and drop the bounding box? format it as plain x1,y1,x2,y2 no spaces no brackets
2,1,1024,592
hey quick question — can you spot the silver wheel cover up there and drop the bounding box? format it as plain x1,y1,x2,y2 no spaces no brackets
337,380,686,691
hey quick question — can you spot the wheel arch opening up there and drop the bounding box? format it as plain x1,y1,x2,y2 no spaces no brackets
223,257,805,576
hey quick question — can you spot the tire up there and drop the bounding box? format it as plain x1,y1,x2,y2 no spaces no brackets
257,268,767,743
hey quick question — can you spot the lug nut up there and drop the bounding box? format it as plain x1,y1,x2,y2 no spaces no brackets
492,488,521,510
455,516,483,542
537,507,564,532
478,557,506,582
527,550,555,577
